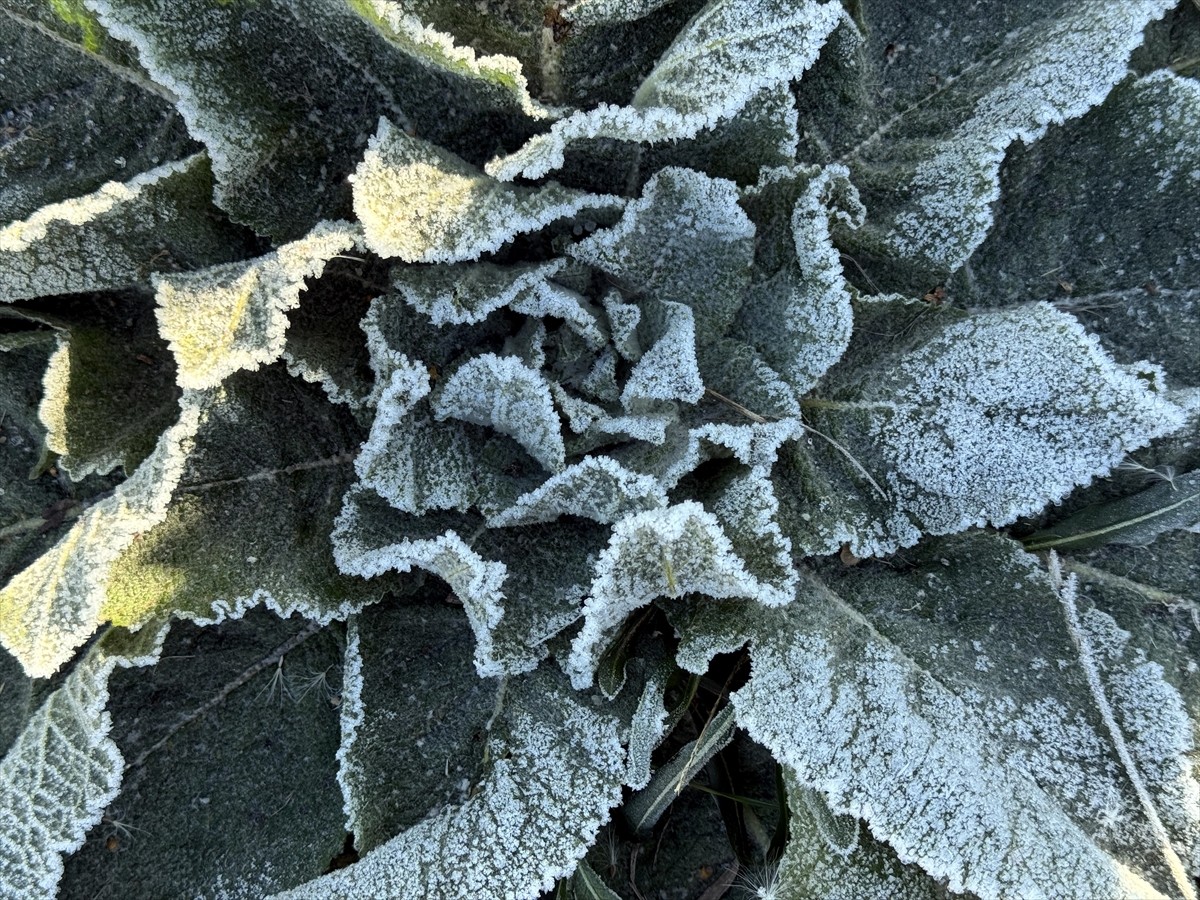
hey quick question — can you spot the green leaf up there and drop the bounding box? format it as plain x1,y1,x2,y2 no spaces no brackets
353,119,623,263
732,534,1197,899
336,600,498,853
779,301,1184,557
1025,470,1200,551
155,221,363,391
81,0,549,240
485,0,844,181
100,366,378,633
0,393,203,678
271,665,626,900
572,859,622,900
0,5,192,224
832,0,1176,284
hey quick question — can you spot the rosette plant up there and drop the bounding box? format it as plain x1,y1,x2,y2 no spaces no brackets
1,0,1199,897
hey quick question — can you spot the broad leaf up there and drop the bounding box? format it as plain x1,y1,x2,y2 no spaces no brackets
272,664,626,900
485,0,844,181
779,300,1183,557
155,221,363,390
58,613,346,899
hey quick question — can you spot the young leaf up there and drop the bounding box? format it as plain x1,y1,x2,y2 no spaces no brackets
567,502,765,689
487,455,667,527
433,353,567,473
623,704,736,833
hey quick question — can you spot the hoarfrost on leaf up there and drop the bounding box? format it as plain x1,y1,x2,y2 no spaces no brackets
156,221,362,391
567,502,765,688
353,119,622,263
433,353,567,473
271,666,625,900
485,0,843,180
488,455,667,527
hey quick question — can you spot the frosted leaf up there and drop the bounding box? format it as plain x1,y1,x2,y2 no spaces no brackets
567,502,765,688
570,167,754,346
773,767,946,900
348,0,554,120
814,533,1199,897
562,0,677,28
732,577,1171,900
580,348,621,404
333,489,508,678
623,704,736,833
1025,470,1200,552
665,598,756,675
624,665,670,791
708,467,796,606
736,164,862,394
552,388,674,449
785,302,1185,558
353,119,623,263
0,10,193,227
336,603,497,852
98,367,384,633
58,613,346,898
601,289,643,361
155,221,361,391
509,281,609,352
0,154,249,302
0,626,163,900
272,665,626,900
0,396,202,678
643,84,800,186
83,0,550,240
432,353,566,473
391,259,568,326
36,292,181,480
621,301,704,407
488,456,667,527
486,0,843,181
698,339,801,421
836,0,1175,278
963,73,1200,385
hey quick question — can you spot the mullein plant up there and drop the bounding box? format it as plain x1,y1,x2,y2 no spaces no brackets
0,0,1198,897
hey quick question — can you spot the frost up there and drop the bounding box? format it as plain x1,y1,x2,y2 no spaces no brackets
873,305,1185,546
156,221,362,390
624,666,669,791
737,164,862,394
567,503,765,688
733,596,1167,900
486,0,843,181
353,119,622,263
881,0,1175,271
621,301,704,406
332,489,508,677
0,154,244,301
390,259,567,326
0,397,202,678
710,468,796,606
433,353,566,473
488,456,667,527
562,0,676,28
272,667,625,900
570,167,754,346
0,628,163,900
